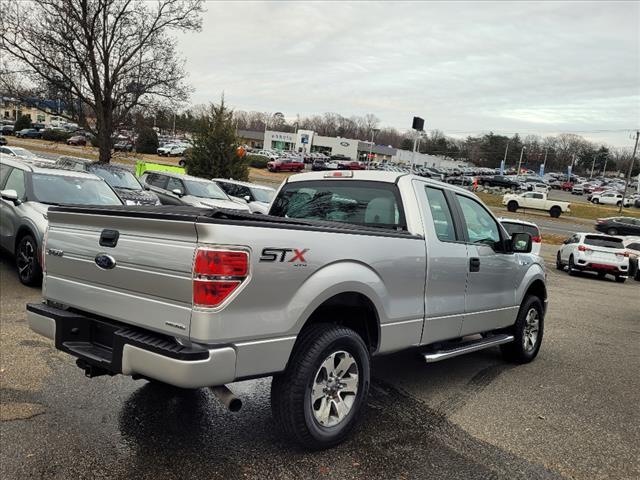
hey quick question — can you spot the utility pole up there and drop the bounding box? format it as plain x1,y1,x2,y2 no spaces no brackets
619,130,639,213
590,156,596,179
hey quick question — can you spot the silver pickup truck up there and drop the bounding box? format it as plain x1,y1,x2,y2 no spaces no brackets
27,170,547,449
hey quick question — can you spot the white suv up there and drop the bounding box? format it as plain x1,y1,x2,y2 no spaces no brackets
556,233,630,282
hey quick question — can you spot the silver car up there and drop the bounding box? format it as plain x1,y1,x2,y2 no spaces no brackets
140,170,251,212
212,178,276,214
0,155,123,285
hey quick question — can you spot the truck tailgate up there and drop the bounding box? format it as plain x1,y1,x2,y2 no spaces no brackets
44,207,199,338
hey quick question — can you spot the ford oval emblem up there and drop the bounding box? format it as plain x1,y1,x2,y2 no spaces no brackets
340,141,349,147
95,253,116,270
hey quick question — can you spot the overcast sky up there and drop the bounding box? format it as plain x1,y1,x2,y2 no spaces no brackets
177,1,640,148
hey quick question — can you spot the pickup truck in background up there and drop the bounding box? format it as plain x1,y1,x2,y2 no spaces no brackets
502,191,571,217
27,170,547,449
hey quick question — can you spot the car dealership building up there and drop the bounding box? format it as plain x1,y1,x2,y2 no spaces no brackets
237,128,466,168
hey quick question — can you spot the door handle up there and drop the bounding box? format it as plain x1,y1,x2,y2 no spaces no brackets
469,257,480,272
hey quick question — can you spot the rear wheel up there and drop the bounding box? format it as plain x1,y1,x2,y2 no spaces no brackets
16,234,42,286
568,255,578,276
271,324,370,450
500,295,544,363
550,206,561,218
555,252,564,270
507,201,518,212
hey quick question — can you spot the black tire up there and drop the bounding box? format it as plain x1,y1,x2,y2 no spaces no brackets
178,159,186,167
568,255,578,276
500,295,544,363
555,252,563,270
593,198,599,204
607,228,618,236
615,276,626,283
271,323,370,450
16,234,42,286
616,201,621,207
550,206,561,218
507,201,518,212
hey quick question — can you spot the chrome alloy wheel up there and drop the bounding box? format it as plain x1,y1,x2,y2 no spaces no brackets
523,308,540,352
311,351,359,427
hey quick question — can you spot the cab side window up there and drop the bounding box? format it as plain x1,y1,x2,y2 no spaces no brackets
425,187,457,242
4,168,26,199
456,194,501,246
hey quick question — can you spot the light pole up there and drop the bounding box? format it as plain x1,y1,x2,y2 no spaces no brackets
516,146,526,176
367,128,379,170
619,130,639,213
501,141,510,174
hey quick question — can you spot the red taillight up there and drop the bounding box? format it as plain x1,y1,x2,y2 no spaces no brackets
616,251,629,258
578,245,592,252
193,248,249,308
194,249,248,277
532,236,541,243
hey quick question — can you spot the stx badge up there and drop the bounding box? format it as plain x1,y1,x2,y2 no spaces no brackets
260,248,309,265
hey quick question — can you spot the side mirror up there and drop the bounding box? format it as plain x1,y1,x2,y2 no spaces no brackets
143,185,150,191
243,195,251,202
171,188,184,197
563,239,570,245
511,232,532,253
0,189,20,205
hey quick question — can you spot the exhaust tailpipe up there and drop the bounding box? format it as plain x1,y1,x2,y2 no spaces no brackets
210,385,242,412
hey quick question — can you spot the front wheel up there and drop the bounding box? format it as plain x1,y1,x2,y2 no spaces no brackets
507,201,518,212
550,206,561,218
271,324,370,450
592,198,599,204
500,295,544,363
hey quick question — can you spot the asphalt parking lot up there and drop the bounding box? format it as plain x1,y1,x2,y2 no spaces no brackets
1,245,638,480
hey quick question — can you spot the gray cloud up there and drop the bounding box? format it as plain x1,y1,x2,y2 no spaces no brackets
176,1,640,147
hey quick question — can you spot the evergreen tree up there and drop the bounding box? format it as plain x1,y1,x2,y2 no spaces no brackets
14,114,32,131
135,127,159,154
186,100,248,181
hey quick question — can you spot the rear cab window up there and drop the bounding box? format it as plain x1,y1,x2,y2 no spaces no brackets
270,180,406,230
501,222,540,238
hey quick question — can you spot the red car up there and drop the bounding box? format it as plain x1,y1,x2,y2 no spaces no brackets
561,181,574,191
340,161,365,170
267,159,304,172
66,135,87,146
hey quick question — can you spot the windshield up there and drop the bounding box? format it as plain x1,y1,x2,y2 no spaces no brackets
91,166,141,190
184,179,228,200
584,236,623,249
31,174,122,205
12,147,36,158
251,188,275,203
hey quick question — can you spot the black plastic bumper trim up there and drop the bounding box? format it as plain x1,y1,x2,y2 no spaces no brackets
27,303,208,374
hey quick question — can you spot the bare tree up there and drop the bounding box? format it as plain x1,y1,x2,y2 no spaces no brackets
1,0,203,162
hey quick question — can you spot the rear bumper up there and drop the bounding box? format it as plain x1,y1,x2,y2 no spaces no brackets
573,261,628,276
27,303,236,388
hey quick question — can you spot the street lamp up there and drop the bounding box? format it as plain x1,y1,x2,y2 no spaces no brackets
367,128,379,170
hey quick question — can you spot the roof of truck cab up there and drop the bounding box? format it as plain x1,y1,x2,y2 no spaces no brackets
284,170,475,195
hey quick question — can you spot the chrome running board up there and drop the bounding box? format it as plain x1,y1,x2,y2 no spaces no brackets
423,334,514,363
